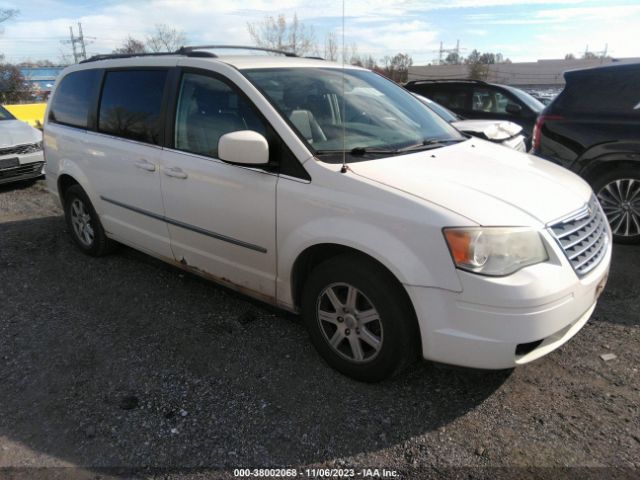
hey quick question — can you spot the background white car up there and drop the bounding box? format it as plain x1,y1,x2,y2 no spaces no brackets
0,105,44,186
413,93,526,152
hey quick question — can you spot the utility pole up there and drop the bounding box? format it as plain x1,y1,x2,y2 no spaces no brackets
438,40,463,64
66,23,89,63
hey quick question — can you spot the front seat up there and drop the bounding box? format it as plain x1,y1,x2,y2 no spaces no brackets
186,88,245,156
283,88,327,144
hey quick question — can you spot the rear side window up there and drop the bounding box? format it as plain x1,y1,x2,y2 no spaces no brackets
472,88,512,114
98,70,168,145
557,69,640,115
49,70,100,128
429,88,469,111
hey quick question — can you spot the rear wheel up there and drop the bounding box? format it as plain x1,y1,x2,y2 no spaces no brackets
592,167,640,244
301,255,419,382
64,185,115,256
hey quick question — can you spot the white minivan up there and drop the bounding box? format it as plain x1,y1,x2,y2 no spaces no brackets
44,46,611,381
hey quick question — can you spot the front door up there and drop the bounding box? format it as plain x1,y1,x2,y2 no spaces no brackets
160,70,278,300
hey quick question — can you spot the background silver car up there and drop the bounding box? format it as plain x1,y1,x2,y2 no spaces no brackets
413,93,526,152
0,105,44,186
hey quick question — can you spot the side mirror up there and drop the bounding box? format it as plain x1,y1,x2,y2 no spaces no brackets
505,103,522,115
218,130,269,165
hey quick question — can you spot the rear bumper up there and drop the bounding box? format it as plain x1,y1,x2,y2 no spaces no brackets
407,236,611,369
0,151,44,185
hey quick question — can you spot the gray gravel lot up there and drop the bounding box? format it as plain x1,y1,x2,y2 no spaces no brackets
0,179,638,479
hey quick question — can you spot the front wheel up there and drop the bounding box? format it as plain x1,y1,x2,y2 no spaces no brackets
301,255,419,382
592,167,640,244
64,185,115,256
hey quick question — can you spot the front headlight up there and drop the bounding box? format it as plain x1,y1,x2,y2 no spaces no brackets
443,227,548,276
34,141,43,151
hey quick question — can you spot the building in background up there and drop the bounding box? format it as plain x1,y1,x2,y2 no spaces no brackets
19,67,65,101
408,57,640,94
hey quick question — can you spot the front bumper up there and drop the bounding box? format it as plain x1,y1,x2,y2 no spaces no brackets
406,233,612,369
0,151,45,185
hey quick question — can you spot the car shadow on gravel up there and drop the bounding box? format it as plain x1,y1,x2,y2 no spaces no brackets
590,244,640,327
0,216,510,474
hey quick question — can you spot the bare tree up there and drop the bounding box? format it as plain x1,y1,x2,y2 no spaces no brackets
113,36,147,54
0,8,18,24
146,24,186,53
0,64,30,103
380,53,413,83
247,13,316,56
324,31,338,61
0,8,18,62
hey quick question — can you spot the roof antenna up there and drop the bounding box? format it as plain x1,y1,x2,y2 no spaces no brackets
340,0,348,174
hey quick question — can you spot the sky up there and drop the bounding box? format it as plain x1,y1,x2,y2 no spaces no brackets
0,0,639,65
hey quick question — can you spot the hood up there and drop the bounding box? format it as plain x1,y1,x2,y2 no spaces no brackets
0,120,42,148
348,139,592,226
451,119,522,141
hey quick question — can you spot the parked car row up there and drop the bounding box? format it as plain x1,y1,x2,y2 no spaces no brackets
404,63,640,244
41,46,612,381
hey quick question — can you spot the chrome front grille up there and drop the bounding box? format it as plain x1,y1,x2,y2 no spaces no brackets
0,143,41,156
549,196,609,277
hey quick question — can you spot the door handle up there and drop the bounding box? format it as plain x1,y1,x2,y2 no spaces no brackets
163,167,188,179
134,159,156,172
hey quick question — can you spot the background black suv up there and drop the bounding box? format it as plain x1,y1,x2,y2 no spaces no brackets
404,79,545,147
533,62,640,244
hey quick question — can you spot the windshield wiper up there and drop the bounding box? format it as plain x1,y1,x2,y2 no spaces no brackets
395,138,464,153
349,146,396,155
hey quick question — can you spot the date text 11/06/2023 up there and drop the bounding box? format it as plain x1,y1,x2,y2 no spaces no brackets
233,468,399,478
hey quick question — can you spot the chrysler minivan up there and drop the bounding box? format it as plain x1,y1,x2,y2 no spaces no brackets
44,46,611,381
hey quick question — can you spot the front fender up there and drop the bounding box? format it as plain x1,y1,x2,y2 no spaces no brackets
276,216,463,308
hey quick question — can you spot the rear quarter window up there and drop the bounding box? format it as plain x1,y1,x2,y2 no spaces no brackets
557,69,640,115
49,69,101,129
98,69,168,145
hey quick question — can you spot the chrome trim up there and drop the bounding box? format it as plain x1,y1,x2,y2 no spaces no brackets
100,196,267,253
548,195,609,277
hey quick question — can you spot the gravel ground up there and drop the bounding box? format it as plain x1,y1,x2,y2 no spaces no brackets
0,180,638,479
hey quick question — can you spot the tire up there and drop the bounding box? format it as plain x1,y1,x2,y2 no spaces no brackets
301,254,420,382
591,167,640,245
64,185,115,256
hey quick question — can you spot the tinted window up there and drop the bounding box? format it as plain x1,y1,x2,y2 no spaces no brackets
0,105,15,120
49,69,100,128
472,87,513,114
428,88,469,111
174,73,266,158
98,70,167,145
556,69,640,115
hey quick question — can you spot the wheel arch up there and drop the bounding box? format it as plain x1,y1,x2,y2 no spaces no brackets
580,156,640,185
57,173,81,204
289,243,420,334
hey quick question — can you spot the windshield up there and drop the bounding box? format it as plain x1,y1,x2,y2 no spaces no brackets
502,85,545,113
243,67,464,161
0,105,15,120
411,93,459,122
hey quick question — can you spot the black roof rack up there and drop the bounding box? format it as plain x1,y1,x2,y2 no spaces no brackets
405,78,488,85
176,45,298,57
80,51,187,64
80,45,298,64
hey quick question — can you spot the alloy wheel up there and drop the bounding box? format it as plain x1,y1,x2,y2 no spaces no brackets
70,198,95,247
597,178,640,238
316,282,384,363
